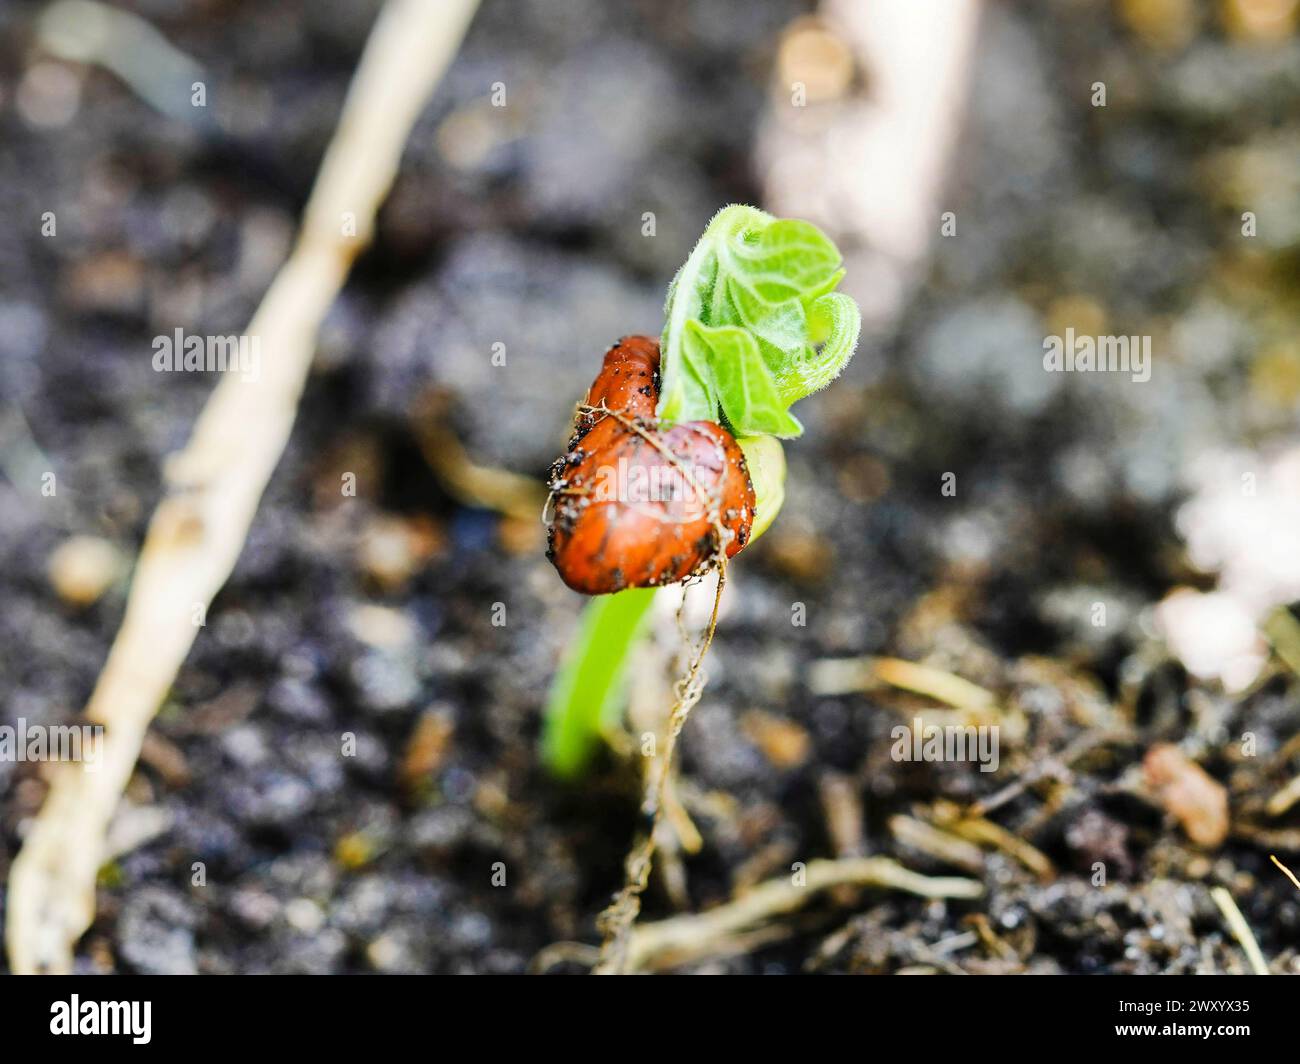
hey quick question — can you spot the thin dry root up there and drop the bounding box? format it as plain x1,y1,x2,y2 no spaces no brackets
592,426,733,975
620,856,983,974
1272,854,1300,892
592,563,726,975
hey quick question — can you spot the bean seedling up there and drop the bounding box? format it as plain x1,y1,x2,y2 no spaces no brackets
540,204,860,968
544,204,860,771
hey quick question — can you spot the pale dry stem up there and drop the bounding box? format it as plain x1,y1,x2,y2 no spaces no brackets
5,0,480,974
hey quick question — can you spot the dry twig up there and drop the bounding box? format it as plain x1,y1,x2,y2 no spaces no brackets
1270,854,1300,892
5,0,480,974
1209,886,1270,976
620,856,983,973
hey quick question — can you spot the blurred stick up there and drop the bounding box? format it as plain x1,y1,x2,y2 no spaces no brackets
808,655,998,714
38,0,205,121
1209,886,1270,976
759,0,981,331
412,392,548,523
5,0,480,975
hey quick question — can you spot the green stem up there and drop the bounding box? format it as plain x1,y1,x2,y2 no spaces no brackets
541,587,659,778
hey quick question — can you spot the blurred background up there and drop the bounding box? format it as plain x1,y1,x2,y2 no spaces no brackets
1,0,1298,973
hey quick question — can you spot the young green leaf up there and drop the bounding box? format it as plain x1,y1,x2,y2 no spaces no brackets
720,218,843,302
686,321,803,437
658,205,860,438
778,291,862,407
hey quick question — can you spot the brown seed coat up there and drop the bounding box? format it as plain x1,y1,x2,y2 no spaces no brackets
547,336,755,595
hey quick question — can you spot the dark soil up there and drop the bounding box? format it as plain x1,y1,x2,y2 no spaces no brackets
1,0,1298,974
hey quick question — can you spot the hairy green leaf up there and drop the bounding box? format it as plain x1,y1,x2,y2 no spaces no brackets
658,204,860,437
686,322,802,437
